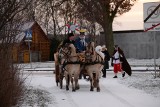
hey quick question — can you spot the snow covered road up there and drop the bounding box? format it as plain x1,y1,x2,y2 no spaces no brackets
23,72,160,107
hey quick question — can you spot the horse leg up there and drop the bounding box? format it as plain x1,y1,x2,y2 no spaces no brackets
66,74,69,91
90,78,94,91
55,65,60,86
89,74,94,91
87,72,94,91
95,72,100,92
75,76,80,90
96,78,100,92
60,73,63,89
93,73,97,88
71,76,76,92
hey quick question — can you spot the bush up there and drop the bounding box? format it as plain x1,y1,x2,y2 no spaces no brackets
0,46,25,107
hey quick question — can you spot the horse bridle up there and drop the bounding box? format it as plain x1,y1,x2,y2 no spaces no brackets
59,44,80,63
61,44,72,54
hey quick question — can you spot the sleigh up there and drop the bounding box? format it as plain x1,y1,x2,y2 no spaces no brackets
54,42,104,92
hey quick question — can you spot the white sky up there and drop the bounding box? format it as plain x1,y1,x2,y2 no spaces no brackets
113,0,160,31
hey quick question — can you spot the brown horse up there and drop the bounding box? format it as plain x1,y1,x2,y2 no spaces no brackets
54,43,65,89
62,43,81,91
84,42,104,92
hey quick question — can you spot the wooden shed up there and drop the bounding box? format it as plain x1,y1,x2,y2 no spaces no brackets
13,21,50,63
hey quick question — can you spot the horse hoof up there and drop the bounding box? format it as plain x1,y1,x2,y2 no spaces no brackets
60,85,63,89
72,89,76,92
97,87,100,92
90,88,94,91
76,86,80,90
66,86,69,90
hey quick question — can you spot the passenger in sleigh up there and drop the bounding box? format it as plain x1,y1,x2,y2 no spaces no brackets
74,29,89,53
74,29,90,79
62,33,75,47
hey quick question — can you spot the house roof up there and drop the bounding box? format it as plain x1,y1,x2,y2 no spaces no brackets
21,21,34,32
0,22,35,44
15,32,26,43
15,21,35,43
113,30,144,33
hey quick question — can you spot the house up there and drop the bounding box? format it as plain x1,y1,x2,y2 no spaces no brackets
13,21,50,63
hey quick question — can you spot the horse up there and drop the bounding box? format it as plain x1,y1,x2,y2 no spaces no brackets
84,42,104,92
62,43,81,91
54,43,65,89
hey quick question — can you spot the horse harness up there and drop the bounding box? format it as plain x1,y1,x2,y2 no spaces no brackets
58,45,104,67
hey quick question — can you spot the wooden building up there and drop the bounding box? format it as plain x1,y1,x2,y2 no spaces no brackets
13,21,50,63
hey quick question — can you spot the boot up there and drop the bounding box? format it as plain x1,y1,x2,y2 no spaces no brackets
122,72,125,77
113,75,118,78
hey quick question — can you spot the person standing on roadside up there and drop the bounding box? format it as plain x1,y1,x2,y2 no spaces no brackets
111,45,125,78
101,45,110,78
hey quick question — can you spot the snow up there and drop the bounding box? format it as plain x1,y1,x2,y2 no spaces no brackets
15,32,25,43
21,22,34,31
14,22,35,43
16,59,160,107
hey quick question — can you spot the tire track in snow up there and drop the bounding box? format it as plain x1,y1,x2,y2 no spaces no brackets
62,90,80,107
51,95,59,107
48,88,60,107
49,82,79,107
101,84,135,107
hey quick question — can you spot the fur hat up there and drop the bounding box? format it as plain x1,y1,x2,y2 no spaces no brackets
68,33,74,38
114,45,118,48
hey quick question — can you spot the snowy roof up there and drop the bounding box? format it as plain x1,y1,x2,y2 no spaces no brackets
0,22,35,44
21,21,34,32
15,21,35,43
15,32,25,43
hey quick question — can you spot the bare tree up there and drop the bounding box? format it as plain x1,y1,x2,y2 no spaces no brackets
0,0,32,31
75,0,137,54
32,0,68,38
0,0,32,107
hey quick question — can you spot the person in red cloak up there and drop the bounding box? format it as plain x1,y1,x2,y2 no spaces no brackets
111,45,132,78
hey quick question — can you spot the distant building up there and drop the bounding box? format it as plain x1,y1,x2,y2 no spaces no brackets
13,21,50,63
98,30,160,59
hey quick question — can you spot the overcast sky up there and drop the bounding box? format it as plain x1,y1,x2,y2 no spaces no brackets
113,0,160,31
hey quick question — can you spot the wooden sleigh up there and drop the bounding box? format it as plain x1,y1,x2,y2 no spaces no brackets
54,42,104,92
